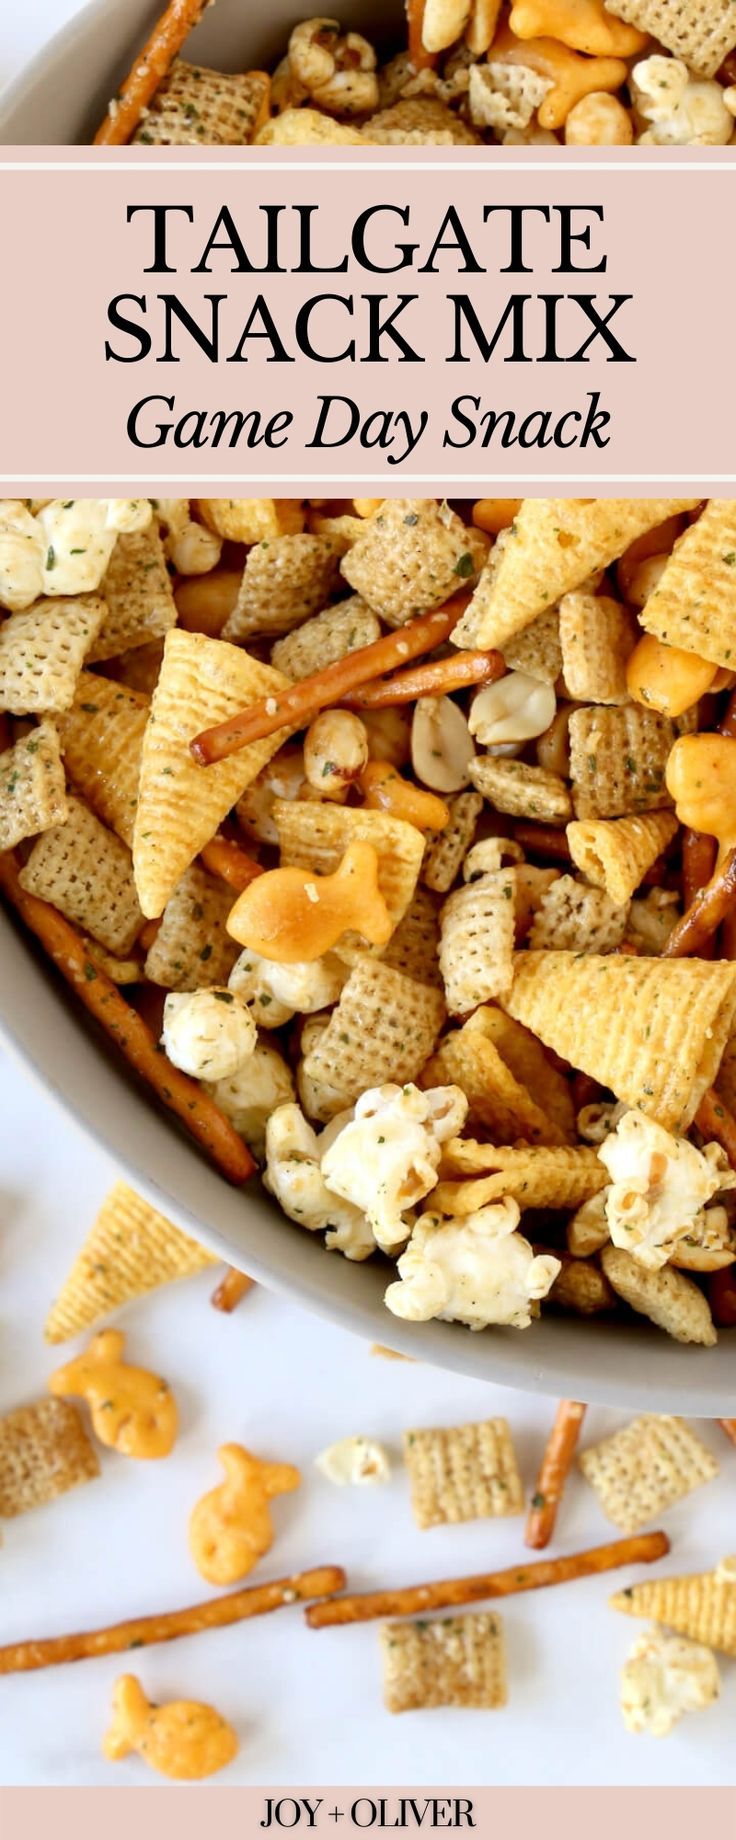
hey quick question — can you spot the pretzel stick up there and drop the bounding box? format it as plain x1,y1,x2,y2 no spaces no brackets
525,1400,587,1550
199,836,264,892
682,827,717,909
94,0,209,144
514,822,572,862
138,917,162,953
191,599,469,765
695,1088,736,1171
406,0,438,68
0,851,254,1185
717,1418,736,1448
708,1267,736,1326
719,689,736,738
346,650,504,710
0,1567,346,1676
662,846,736,958
211,1267,255,1312
305,1531,670,1628
721,906,736,959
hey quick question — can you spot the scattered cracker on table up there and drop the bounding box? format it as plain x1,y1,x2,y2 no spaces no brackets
610,1566,736,1658
404,1420,524,1527
381,1613,507,1712
579,1414,719,1535
44,1181,217,1344
0,1399,99,1517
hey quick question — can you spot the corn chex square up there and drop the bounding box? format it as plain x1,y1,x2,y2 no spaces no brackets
0,1398,99,1518
404,1420,524,1527
381,1613,507,1712
579,1414,719,1534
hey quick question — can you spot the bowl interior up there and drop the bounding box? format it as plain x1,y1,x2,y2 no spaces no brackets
0,0,405,143
2,902,733,1413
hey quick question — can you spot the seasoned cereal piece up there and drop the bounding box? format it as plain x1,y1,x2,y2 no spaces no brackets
423,1010,569,1146
0,721,67,852
367,99,481,143
504,951,736,1131
476,1005,576,1140
0,1398,99,1517
600,1245,717,1344
19,797,142,955
603,0,736,76
439,870,516,1011
567,811,678,906
381,886,444,989
45,1181,216,1343
274,798,425,954
434,1143,606,1214
638,501,736,669
502,609,562,684
0,595,106,714
222,536,341,644
133,630,290,918
468,60,552,131
342,499,479,626
300,959,445,1115
558,592,637,704
422,791,483,893
611,1564,736,1658
271,596,381,680
144,863,239,990
403,1420,524,1527
566,1190,610,1257
546,1252,615,1315
568,705,674,819
528,874,629,953
579,1414,719,1533
57,672,148,847
452,499,697,652
381,1613,507,1712
112,640,164,697
88,526,176,661
196,500,305,544
256,108,366,144
469,755,572,823
132,62,270,145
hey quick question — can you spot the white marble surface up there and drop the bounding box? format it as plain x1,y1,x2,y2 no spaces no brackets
0,1042,734,1786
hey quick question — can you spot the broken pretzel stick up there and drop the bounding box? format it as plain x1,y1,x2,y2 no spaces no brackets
717,1419,736,1449
0,1567,346,1676
708,1266,736,1327
211,1267,255,1312
682,827,717,910
695,1088,736,1172
199,835,264,893
514,822,572,862
191,599,469,765
0,851,254,1186
406,0,438,68
346,650,504,709
525,1400,587,1551
305,1531,669,1628
662,846,736,959
94,0,209,144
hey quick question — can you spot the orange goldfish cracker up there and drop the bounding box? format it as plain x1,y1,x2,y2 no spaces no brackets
509,0,647,55
627,634,718,719
360,761,449,832
472,500,522,535
49,1330,177,1460
226,841,393,963
189,1443,301,1586
487,24,628,127
666,735,736,866
103,1675,238,1780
